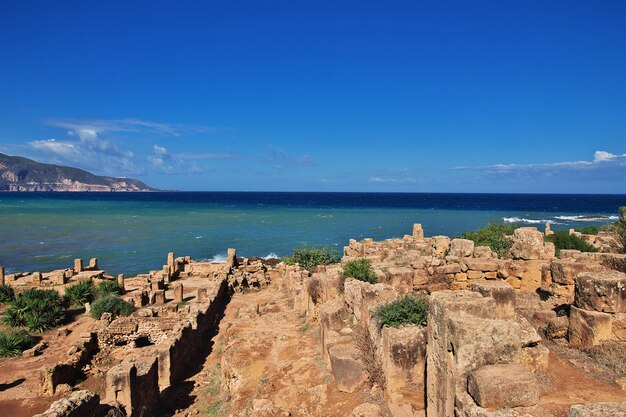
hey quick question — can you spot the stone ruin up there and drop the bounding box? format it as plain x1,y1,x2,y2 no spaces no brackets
1,222,625,417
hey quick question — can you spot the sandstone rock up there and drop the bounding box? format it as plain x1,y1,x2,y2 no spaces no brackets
551,261,605,286
469,280,515,318
510,227,545,260
33,390,99,417
450,239,475,258
413,223,424,240
432,236,451,258
351,403,384,417
568,402,626,416
473,246,495,259
515,345,549,373
329,343,368,393
437,264,462,275
381,325,426,409
464,259,499,272
569,306,613,348
545,316,569,339
467,364,539,409
574,271,626,313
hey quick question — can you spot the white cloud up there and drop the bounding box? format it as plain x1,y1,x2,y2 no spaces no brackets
154,145,168,155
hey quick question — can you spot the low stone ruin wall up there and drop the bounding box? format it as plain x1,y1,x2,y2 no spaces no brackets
33,390,100,417
38,332,99,396
105,278,230,416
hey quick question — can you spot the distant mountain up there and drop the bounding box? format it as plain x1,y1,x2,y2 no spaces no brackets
0,153,155,192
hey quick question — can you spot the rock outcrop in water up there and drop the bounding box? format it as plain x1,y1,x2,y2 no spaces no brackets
0,153,154,191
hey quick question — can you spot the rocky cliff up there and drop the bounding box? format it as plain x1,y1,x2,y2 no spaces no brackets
0,153,155,191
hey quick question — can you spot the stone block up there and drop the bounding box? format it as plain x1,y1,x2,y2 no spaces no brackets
329,343,368,393
515,345,549,373
74,258,83,274
510,227,545,260
551,260,605,286
569,306,613,348
467,270,484,280
381,325,427,410
413,223,424,240
469,280,515,318
33,390,99,417
437,264,462,274
568,402,626,416
449,239,475,258
0,266,4,286
464,259,499,272
197,288,207,303
467,364,539,409
227,248,237,268
432,236,451,258
613,313,626,340
88,258,98,270
173,284,184,304
574,271,626,313
473,246,494,259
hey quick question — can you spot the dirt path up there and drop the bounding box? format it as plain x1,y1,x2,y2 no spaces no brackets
162,286,380,417
539,352,626,417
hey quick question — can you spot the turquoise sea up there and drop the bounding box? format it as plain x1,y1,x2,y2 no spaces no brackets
0,192,624,276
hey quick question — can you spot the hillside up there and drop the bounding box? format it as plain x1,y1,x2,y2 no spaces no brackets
0,153,155,191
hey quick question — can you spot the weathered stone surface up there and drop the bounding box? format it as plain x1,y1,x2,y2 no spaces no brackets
350,403,384,417
515,345,549,373
510,227,545,260
343,279,397,325
574,271,626,313
464,259,499,272
473,246,495,259
329,343,368,393
470,280,515,318
432,236,451,258
437,264,462,274
568,402,626,416
450,239,475,258
381,325,426,410
551,260,605,286
569,306,613,348
413,223,424,240
33,390,99,417
467,364,539,409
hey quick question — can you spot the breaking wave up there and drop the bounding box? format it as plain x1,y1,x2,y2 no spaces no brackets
262,252,280,260
198,253,227,263
503,217,562,224
554,215,618,222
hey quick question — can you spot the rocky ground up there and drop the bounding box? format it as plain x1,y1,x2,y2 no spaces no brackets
162,287,386,417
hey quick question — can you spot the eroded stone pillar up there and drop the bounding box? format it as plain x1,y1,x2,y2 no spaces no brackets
88,258,98,270
117,274,125,293
413,223,424,239
197,288,207,303
173,284,184,304
226,248,237,268
74,258,83,274
0,266,4,286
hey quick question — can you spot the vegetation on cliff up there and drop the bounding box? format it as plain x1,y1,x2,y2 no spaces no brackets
375,296,428,328
64,279,97,307
544,231,598,256
341,258,377,284
283,246,340,269
461,223,516,258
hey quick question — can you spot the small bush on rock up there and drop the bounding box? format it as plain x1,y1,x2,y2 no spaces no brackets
0,328,35,357
341,258,377,284
64,279,96,307
91,295,134,320
461,223,516,258
375,296,428,329
98,280,124,297
0,285,15,304
544,231,598,255
283,246,340,269
2,289,65,333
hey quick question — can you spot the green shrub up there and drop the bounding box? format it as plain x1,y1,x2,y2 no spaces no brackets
0,328,35,357
341,258,377,284
90,295,134,320
2,289,65,333
283,246,340,269
98,280,124,297
0,285,15,304
375,296,429,329
576,225,601,235
461,223,516,258
64,279,96,307
544,231,598,256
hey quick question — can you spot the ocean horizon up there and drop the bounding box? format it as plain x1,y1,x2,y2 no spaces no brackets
1,191,624,276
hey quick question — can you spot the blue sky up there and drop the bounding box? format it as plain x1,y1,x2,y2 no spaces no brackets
1,1,626,193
